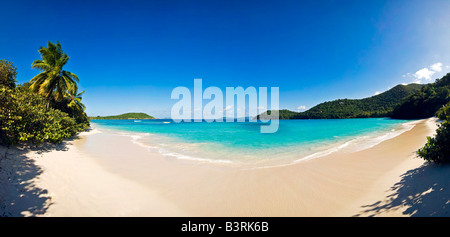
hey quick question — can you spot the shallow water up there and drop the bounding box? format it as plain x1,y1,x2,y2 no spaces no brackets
91,118,416,167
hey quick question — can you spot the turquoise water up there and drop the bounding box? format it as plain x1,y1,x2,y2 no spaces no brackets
92,118,415,166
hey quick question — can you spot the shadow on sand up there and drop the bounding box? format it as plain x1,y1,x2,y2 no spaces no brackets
356,162,450,217
0,136,80,217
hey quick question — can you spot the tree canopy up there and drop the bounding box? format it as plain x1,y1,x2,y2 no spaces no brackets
30,41,79,106
0,59,17,89
391,73,450,119
0,42,89,146
258,83,423,119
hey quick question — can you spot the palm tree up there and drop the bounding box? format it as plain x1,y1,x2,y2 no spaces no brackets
66,89,86,113
30,41,79,108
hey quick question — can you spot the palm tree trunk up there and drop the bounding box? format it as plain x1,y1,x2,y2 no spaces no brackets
46,98,51,110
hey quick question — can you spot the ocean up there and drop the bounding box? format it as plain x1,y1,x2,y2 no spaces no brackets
91,118,417,167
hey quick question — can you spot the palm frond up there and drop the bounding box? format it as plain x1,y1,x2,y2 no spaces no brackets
31,41,81,106
62,70,79,82
75,98,86,111
76,90,85,98
30,73,49,93
38,45,56,66
31,61,52,72
55,79,68,101
39,73,58,98
62,74,78,95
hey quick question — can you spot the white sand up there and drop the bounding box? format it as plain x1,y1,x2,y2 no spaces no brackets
0,131,186,217
1,118,448,217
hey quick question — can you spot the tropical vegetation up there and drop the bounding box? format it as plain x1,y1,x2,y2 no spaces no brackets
0,59,17,89
0,85,86,145
0,42,89,146
391,73,450,163
436,102,450,121
30,41,80,109
417,119,450,164
258,72,450,164
258,83,423,120
417,99,450,164
391,73,450,119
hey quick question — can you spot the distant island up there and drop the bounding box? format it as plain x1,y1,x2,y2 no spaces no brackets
89,112,155,120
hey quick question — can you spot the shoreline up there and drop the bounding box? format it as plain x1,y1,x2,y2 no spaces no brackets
1,118,446,216
91,118,420,169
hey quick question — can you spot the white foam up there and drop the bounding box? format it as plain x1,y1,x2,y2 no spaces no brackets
125,132,233,165
250,120,422,170
293,140,353,163
95,119,422,169
157,149,233,164
350,120,417,152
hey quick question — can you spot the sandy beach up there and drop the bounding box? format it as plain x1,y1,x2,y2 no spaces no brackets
1,118,449,217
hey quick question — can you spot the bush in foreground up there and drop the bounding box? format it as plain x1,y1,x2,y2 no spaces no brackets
0,85,88,145
418,120,450,164
436,102,450,121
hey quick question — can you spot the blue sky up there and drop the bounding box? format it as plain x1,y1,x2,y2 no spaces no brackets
1,0,450,118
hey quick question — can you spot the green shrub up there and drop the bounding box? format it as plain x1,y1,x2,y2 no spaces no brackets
0,86,86,145
0,59,17,89
436,102,450,121
417,120,450,164
51,99,90,125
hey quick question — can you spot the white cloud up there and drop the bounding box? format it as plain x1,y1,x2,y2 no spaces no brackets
224,105,234,111
430,62,442,72
404,62,445,84
414,68,435,81
296,105,306,112
374,91,381,95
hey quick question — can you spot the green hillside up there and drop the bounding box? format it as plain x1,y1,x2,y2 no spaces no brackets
90,112,155,120
391,73,450,119
258,83,423,119
296,83,423,119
